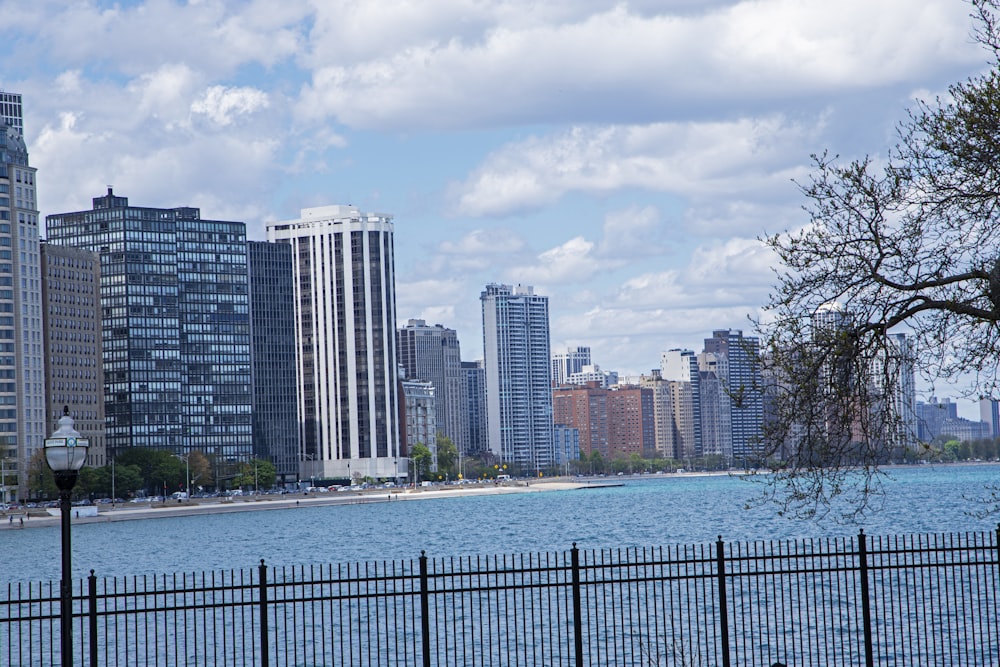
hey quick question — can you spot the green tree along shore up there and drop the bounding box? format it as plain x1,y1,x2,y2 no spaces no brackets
24,448,277,501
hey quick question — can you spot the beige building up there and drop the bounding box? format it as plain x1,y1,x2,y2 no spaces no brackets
41,242,106,468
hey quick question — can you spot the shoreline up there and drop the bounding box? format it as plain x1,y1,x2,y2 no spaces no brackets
6,460,993,532
1,479,625,531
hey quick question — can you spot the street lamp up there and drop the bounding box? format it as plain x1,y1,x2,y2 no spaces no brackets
44,406,89,667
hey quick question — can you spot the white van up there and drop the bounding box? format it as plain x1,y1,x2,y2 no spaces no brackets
171,491,189,500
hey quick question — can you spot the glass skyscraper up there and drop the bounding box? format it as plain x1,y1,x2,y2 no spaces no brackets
248,241,298,482
46,189,252,461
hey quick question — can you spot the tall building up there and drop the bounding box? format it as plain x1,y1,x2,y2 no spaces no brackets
397,319,468,453
0,97,44,496
639,371,677,458
41,243,106,469
462,360,487,455
883,333,918,450
660,349,701,458
702,330,763,460
551,346,591,386
248,241,299,483
401,379,436,468
481,283,553,470
697,351,732,459
607,385,655,457
46,190,253,462
267,205,401,482
980,399,999,438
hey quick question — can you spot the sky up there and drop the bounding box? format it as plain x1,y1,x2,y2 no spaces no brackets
0,0,992,411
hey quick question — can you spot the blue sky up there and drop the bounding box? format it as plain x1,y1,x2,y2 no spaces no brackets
0,0,991,410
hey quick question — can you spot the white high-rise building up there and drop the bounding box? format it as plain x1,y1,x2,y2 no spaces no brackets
481,283,553,471
267,205,401,482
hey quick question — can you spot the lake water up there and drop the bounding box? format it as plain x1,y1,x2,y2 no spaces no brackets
2,464,998,584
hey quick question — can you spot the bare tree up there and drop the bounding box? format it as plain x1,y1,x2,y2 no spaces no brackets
752,0,1000,519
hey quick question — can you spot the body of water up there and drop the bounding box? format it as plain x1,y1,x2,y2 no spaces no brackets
2,464,998,584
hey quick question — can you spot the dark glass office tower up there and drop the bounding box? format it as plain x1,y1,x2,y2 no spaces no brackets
46,190,252,461
247,241,298,482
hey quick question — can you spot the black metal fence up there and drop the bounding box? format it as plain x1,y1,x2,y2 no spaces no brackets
2,528,998,666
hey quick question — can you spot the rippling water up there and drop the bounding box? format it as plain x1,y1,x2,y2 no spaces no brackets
2,464,998,584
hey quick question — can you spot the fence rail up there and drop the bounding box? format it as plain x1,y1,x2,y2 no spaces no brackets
2,528,998,666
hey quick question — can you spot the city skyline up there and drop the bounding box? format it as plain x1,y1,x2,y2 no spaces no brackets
0,1,990,399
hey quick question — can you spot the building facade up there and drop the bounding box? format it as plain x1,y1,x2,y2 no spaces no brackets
481,283,553,471
46,189,253,462
401,379,436,465
0,98,45,496
247,241,299,483
462,360,487,455
551,346,591,387
553,384,609,458
661,349,701,458
41,243,106,469
702,330,763,460
267,205,401,482
397,319,468,453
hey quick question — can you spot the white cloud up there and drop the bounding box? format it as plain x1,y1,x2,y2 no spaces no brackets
450,117,816,217
297,0,979,130
505,236,621,285
191,86,270,126
597,205,668,258
439,228,526,255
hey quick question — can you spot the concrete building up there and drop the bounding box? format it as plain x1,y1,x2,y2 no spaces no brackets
565,364,618,389
481,283,553,471
661,349,701,458
267,205,401,482
551,346,591,387
41,243,106,469
639,371,677,458
402,379,436,470
883,333,918,450
397,319,468,453
0,98,46,495
247,241,299,483
47,190,253,462
607,385,655,457
980,399,999,438
553,384,609,458
697,351,732,459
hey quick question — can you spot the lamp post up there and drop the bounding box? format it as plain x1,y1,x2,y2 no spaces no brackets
44,406,89,667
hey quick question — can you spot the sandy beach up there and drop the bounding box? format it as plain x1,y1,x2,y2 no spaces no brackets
1,479,619,530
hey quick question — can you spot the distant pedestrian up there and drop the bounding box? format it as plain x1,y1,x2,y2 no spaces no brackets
8,515,11,525
19,516,23,527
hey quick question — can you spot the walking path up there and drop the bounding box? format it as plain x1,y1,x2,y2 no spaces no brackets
1,480,622,530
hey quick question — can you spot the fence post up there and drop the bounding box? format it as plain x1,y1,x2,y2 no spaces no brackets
258,560,270,667
716,536,731,667
858,530,874,667
570,544,584,667
419,551,431,667
88,571,97,667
